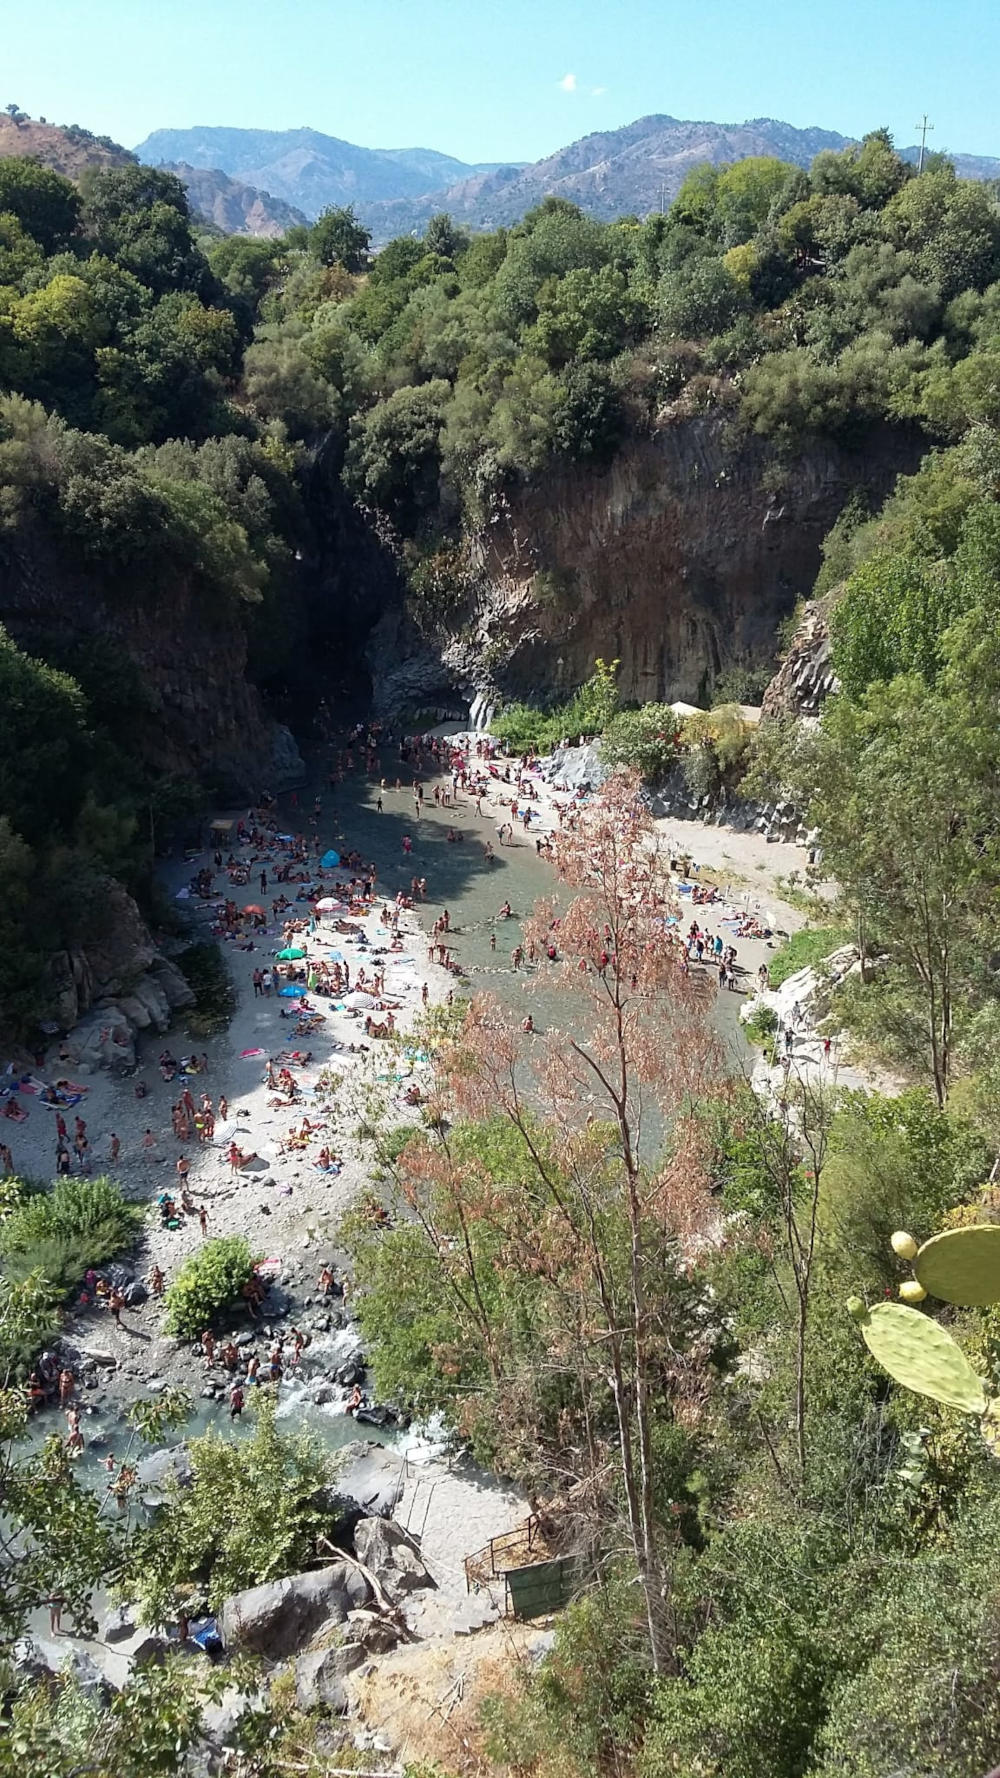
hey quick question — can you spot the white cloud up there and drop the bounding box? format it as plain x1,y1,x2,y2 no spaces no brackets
558,72,577,92
591,86,606,96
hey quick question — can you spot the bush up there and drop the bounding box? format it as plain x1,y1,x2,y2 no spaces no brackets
743,1003,779,1049
126,1395,332,1623
601,703,680,782
493,659,620,757
0,1176,143,1296
177,941,236,1036
766,925,850,987
162,1235,257,1338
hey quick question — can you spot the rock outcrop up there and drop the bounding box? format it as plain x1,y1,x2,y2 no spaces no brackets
0,518,289,798
761,595,838,719
367,419,920,718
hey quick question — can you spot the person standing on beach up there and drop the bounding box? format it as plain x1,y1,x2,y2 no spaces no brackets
198,1205,209,1238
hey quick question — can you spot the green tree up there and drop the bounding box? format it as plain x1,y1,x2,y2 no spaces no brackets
0,158,80,252
343,377,450,530
125,1395,331,1624
424,210,468,260
80,165,209,296
309,202,370,271
0,627,90,845
807,673,1000,1104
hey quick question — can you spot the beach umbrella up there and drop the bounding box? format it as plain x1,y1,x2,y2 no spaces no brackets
315,897,344,911
345,990,376,1009
320,849,340,868
276,947,306,960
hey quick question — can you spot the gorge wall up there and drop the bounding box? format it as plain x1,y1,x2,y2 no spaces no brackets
0,518,301,797
365,417,924,717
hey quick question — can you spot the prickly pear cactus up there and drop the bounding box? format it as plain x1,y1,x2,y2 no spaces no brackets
912,1224,1000,1307
846,1298,988,1415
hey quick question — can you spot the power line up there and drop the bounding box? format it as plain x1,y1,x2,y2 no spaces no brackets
914,114,934,173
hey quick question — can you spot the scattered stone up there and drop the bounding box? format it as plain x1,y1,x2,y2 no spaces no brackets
146,1377,168,1394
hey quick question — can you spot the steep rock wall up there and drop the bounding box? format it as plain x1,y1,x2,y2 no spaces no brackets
370,418,922,715
0,519,300,796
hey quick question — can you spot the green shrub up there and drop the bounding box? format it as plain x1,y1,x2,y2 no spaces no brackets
177,941,236,1036
493,659,620,757
601,703,680,782
743,1003,779,1050
0,1175,143,1296
766,925,850,987
163,1235,257,1338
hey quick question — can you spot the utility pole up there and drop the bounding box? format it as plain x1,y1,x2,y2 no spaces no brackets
914,113,934,172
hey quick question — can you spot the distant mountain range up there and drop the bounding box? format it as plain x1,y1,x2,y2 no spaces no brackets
4,112,999,247
136,116,1000,244
133,126,513,221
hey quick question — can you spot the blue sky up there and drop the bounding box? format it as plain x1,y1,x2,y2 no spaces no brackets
6,0,999,163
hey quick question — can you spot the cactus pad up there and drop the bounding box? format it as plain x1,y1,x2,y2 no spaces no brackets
854,1301,988,1415
914,1224,1000,1306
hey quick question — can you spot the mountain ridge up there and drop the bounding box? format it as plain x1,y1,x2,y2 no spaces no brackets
133,125,512,217
135,114,1000,243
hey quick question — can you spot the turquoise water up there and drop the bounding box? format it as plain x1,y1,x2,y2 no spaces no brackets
286,741,749,1057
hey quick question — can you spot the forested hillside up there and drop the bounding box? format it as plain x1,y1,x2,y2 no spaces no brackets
3,129,1000,1030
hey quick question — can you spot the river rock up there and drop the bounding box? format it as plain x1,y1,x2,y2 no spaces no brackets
102,1603,139,1644
292,1640,364,1711
79,1344,117,1368
201,1687,265,1744
219,1563,371,1658
48,1644,114,1700
75,1010,137,1070
130,1634,168,1667
353,1517,434,1600
347,1607,402,1654
136,1444,193,1508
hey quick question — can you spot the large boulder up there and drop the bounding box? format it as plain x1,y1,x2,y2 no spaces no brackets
220,1563,371,1659
64,1007,136,1071
149,958,196,1010
135,1444,193,1509
353,1517,434,1601
291,1640,364,1712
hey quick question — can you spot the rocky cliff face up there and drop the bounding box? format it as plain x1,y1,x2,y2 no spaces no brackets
0,520,301,797
368,418,920,718
761,596,838,720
